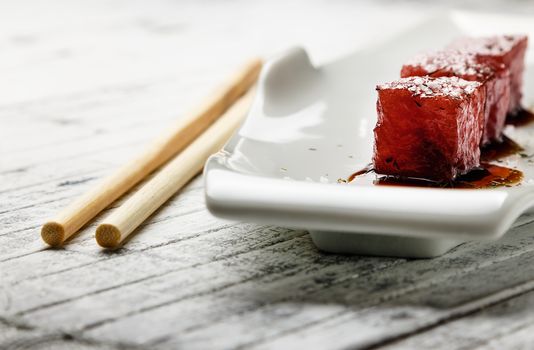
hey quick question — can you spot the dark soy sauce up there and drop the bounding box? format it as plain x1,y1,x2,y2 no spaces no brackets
347,165,373,183
373,163,522,189
481,135,523,161
348,135,524,189
506,107,534,127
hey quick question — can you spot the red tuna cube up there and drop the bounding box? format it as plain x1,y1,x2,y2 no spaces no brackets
373,76,485,182
401,50,510,144
448,35,528,115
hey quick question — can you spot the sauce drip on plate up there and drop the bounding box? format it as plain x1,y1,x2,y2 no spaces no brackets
481,135,523,161
348,134,524,189
374,163,522,189
506,107,534,127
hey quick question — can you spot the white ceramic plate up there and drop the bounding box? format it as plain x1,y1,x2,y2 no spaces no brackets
204,12,534,257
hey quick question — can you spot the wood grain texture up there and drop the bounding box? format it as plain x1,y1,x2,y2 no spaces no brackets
380,288,534,350
95,87,257,247
42,59,260,246
2,1,534,349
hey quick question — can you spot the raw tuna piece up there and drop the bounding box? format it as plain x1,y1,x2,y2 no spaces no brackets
373,76,485,182
448,35,528,115
401,50,510,144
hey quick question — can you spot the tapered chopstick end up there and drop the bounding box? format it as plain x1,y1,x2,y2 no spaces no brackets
41,222,65,247
96,224,122,248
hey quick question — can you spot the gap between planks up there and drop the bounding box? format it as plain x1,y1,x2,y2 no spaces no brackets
1,214,235,269
362,276,534,350
12,226,306,315
0,314,141,350
5,211,534,343
377,287,534,349
0,179,205,240
129,227,534,349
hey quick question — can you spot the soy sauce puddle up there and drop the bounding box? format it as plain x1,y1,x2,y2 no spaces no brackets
374,163,522,189
506,107,534,127
348,133,525,189
480,135,523,161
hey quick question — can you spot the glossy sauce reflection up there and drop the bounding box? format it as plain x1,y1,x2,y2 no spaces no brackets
374,163,522,189
348,133,525,189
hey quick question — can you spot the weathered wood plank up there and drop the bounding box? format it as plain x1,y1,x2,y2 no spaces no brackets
0,1,257,108
0,76,231,170
79,224,534,349
245,259,534,350
472,324,534,350
18,235,328,329
0,209,226,283
0,201,212,266
4,171,534,349
1,222,304,314
0,177,205,259
0,317,120,350
380,288,534,350
231,229,534,350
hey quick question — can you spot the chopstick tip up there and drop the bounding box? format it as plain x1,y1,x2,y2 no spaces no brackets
96,224,121,248
41,221,65,246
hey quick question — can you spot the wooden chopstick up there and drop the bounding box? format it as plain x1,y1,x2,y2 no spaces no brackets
95,87,255,248
41,58,262,246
